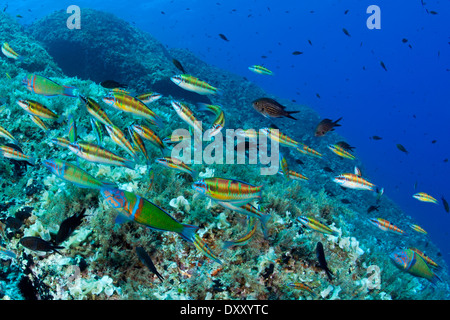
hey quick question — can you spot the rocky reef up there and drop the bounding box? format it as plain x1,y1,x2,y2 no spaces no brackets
0,8,449,300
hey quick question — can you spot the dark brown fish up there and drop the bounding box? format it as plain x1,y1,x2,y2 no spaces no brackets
252,98,300,120
219,33,229,41
340,199,351,204
53,209,87,245
172,58,186,73
396,144,409,154
136,247,164,281
316,242,333,281
342,28,351,37
20,236,64,254
367,205,380,213
315,117,342,137
336,141,355,152
100,80,127,89
442,196,449,213
371,135,382,140
402,38,408,43
380,61,388,71
292,51,303,55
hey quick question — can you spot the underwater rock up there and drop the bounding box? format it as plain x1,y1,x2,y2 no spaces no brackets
29,8,174,91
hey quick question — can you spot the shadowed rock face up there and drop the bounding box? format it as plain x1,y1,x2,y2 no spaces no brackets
29,8,176,91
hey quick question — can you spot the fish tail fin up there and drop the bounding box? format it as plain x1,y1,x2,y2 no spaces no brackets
190,169,198,179
214,88,224,96
62,86,78,98
285,111,300,120
334,117,343,126
222,241,235,250
429,272,442,285
179,224,199,243
27,156,37,166
258,212,271,230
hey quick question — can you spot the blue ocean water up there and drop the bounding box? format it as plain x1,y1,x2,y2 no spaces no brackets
4,0,450,289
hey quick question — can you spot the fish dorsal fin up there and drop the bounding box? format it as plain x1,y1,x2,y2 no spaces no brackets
354,167,362,176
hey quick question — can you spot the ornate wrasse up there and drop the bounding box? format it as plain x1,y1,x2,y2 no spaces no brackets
296,216,338,236
368,218,405,235
42,158,117,189
16,99,58,120
79,95,113,126
100,188,198,243
193,177,263,206
170,74,221,95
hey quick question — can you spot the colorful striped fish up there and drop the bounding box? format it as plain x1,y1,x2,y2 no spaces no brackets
193,177,263,206
0,145,36,165
248,65,273,75
279,170,309,181
327,144,355,160
222,217,258,249
43,158,117,189
197,103,225,138
128,126,150,165
102,92,163,128
170,74,221,95
16,99,58,119
22,74,77,97
51,137,71,148
156,157,197,177
260,127,299,149
216,201,270,232
368,218,405,235
79,95,113,126
68,141,135,169
100,188,199,243
193,234,222,264
297,143,322,158
286,282,317,297
296,216,339,236
1,42,23,60
333,167,383,195
0,125,18,144
0,245,16,259
136,92,163,104
67,114,77,143
90,118,104,145
390,248,441,284
409,223,427,235
104,124,137,159
413,192,438,204
29,114,49,133
279,153,289,179
131,124,165,152
410,248,441,270
171,100,203,135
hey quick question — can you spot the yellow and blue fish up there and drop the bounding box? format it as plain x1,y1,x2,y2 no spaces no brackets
193,234,222,264
156,156,197,177
104,124,137,159
286,282,317,297
412,192,438,204
100,188,199,243
327,144,355,160
390,248,441,284
171,100,203,135
368,217,405,235
197,103,225,138
248,65,273,75
296,216,339,236
1,42,23,60
333,167,383,195
43,158,117,189
22,74,77,97
0,124,18,144
409,223,427,235
222,217,258,249
136,92,163,104
79,95,114,126
193,177,263,207
170,74,221,95
16,99,58,120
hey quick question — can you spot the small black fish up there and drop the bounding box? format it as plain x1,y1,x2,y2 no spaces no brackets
442,196,449,213
342,28,351,37
172,58,186,73
292,51,303,55
396,144,409,154
380,61,388,71
336,141,355,152
340,199,351,204
308,40,312,46
316,93,321,98
53,209,87,245
431,140,437,144
316,242,333,281
136,247,164,281
100,80,127,89
344,9,349,15
20,236,64,254
371,135,382,140
295,159,304,165
323,166,333,173
402,38,408,43
367,205,380,213
429,10,438,15
219,33,229,41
